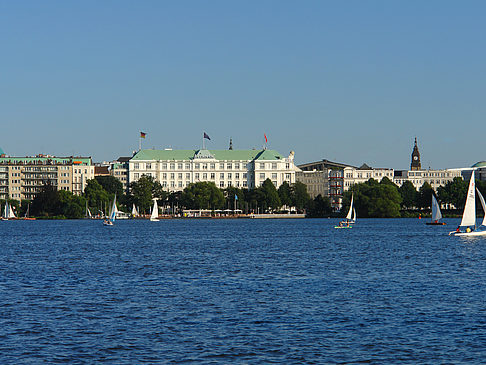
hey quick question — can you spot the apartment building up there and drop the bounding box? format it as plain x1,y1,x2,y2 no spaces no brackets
0,155,94,201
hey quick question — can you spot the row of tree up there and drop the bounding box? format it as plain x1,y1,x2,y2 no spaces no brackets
342,176,478,218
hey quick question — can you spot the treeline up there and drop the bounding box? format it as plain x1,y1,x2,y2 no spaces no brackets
11,175,331,219
342,176,476,218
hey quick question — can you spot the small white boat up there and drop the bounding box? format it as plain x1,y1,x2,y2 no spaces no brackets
131,203,139,218
335,194,355,228
2,201,17,221
449,170,486,236
150,199,159,222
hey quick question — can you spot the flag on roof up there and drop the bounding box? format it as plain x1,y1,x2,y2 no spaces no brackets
204,132,211,140
264,133,267,143
140,131,146,139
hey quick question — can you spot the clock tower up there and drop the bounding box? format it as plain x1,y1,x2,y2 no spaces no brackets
410,137,421,171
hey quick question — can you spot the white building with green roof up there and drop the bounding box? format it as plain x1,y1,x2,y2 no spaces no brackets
129,148,299,191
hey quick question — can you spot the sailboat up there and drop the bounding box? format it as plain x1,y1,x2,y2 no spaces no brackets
449,170,486,236
150,199,159,222
103,196,117,226
131,203,139,218
426,194,445,225
2,201,17,221
85,201,93,219
335,194,354,229
21,204,36,220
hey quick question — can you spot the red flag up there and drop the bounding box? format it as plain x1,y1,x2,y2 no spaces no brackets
140,132,146,139
264,133,267,143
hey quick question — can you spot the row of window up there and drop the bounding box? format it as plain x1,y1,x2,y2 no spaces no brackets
132,162,287,170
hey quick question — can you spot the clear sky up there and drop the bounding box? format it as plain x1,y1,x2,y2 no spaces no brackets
1,1,485,169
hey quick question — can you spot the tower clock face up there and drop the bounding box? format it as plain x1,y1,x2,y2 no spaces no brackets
413,156,418,161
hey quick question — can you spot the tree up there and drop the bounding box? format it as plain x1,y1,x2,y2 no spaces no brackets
278,181,292,209
31,181,60,217
58,190,86,218
129,175,166,214
399,181,417,209
291,181,310,211
84,179,110,214
306,194,332,217
223,186,244,210
438,177,467,210
95,176,124,197
261,179,281,211
181,182,224,210
417,182,433,210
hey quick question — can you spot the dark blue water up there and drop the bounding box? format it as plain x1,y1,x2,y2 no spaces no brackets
1,218,485,363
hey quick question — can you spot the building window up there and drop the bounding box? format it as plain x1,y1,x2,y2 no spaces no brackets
163,173,167,179
162,163,167,169
272,163,277,169
260,163,265,169
178,173,183,179
147,163,152,170
243,173,247,179
220,181,224,187
235,163,240,169
220,173,224,179
228,173,232,179
134,173,139,179
210,163,215,169
134,163,139,169
260,173,265,180
178,181,183,187
195,173,200,180
178,163,183,169
170,163,175,169
210,173,215,180
195,163,200,169
186,173,190,179
170,173,175,179
235,173,239,179
272,173,277,179
203,173,207,179
203,164,208,170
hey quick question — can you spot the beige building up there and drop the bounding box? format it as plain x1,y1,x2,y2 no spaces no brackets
296,170,328,199
0,155,94,201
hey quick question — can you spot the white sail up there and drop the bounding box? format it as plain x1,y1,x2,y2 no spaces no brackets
132,203,139,217
352,207,356,222
431,194,442,222
346,194,354,220
109,195,117,222
460,170,476,227
7,202,16,219
150,199,159,221
476,188,486,227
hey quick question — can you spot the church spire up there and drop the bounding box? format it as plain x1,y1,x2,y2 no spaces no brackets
229,138,233,150
411,137,421,171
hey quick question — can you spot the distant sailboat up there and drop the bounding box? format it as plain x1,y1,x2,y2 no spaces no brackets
335,194,354,229
131,203,139,218
150,199,159,222
449,170,486,236
103,196,117,226
426,194,445,225
85,201,92,219
2,201,16,221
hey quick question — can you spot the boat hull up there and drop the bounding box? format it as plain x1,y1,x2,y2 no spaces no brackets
426,222,445,225
449,230,486,236
334,226,352,229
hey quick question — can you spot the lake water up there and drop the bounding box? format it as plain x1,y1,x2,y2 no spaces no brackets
1,218,485,363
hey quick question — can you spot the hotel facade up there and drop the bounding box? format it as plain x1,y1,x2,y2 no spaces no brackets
128,148,299,191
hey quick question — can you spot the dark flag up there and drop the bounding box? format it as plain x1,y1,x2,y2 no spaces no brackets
204,132,211,140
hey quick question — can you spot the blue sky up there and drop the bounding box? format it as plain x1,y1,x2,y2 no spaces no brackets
1,1,485,169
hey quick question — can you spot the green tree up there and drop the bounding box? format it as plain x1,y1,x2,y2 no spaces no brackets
399,181,417,209
84,179,110,214
31,181,60,217
438,176,467,210
278,181,292,208
95,175,124,197
306,194,332,217
291,181,310,211
417,182,433,210
261,179,281,211
181,182,224,210
128,175,167,214
58,190,86,218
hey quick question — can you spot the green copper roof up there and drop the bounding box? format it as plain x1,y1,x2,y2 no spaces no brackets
131,149,285,161
0,156,92,165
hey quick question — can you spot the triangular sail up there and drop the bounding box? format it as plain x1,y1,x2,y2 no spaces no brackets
476,188,486,227
109,195,117,222
150,199,158,220
132,203,139,217
2,202,7,219
352,207,356,222
431,194,442,222
346,194,354,220
460,170,476,227
7,202,16,219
